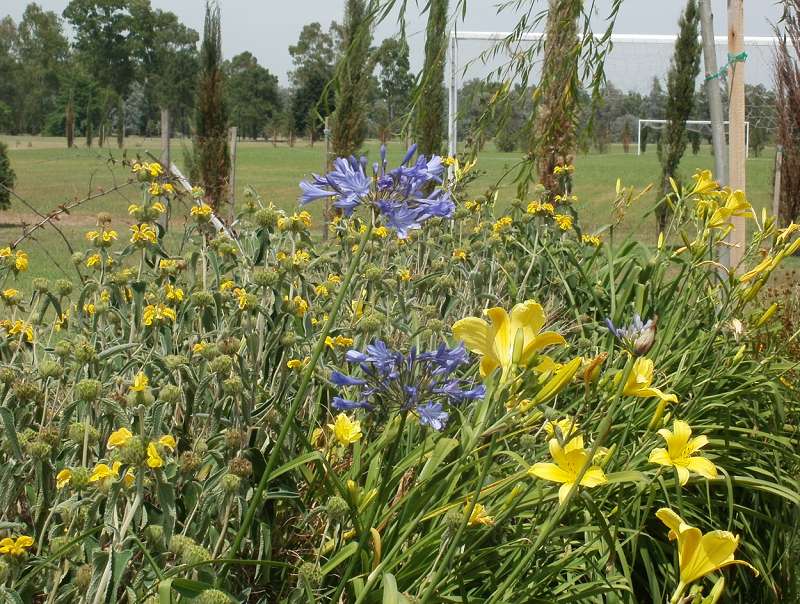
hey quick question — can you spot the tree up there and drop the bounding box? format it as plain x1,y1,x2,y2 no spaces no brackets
376,37,414,136
656,0,701,232
415,0,448,157
288,22,338,138
621,119,631,153
0,141,15,211
332,0,374,157
775,1,800,226
224,52,279,140
130,4,199,138
63,0,137,147
531,0,582,195
0,17,20,133
194,1,229,211
16,4,69,135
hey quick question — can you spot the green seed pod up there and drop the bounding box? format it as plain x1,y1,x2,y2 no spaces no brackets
221,473,241,494
325,496,349,524
32,278,49,294
209,354,233,375
38,426,60,447
118,436,148,467
74,563,92,591
74,340,97,364
217,337,239,356
254,207,279,228
74,379,102,402
54,279,73,297
253,268,279,288
182,543,212,565
159,384,182,404
169,534,196,557
0,367,16,384
200,342,220,361
163,355,188,370
26,439,52,459
69,467,90,491
222,376,243,395
280,331,298,346
519,434,537,454
443,508,463,531
194,439,209,455
38,358,63,380
68,422,100,447
179,451,201,474
224,428,248,450
297,562,324,589
191,290,214,308
228,456,252,478
357,312,384,335
144,525,165,549
12,381,43,403
54,340,72,358
195,589,233,604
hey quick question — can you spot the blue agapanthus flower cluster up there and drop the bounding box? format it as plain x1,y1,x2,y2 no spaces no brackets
330,341,485,431
299,144,455,238
606,314,657,356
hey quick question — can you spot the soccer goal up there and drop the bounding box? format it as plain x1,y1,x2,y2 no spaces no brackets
447,31,778,158
636,119,750,157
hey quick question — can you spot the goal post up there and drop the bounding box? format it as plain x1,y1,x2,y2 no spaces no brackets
636,119,750,158
447,31,777,159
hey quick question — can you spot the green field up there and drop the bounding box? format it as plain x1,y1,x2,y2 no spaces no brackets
0,134,778,283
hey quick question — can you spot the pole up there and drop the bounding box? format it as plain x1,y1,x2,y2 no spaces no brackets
773,145,783,225
637,119,641,156
323,116,331,241
158,108,170,231
447,33,458,165
699,0,730,267
728,0,746,267
228,126,238,224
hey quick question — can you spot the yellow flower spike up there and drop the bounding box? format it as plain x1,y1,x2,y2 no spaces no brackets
328,413,362,447
0,535,34,556
146,442,164,468
452,300,566,380
56,468,72,489
130,371,149,392
466,501,495,527
707,189,752,229
649,420,718,486
528,436,608,504
622,357,678,403
158,435,176,451
89,463,117,483
107,427,133,449
656,507,757,588
691,169,718,195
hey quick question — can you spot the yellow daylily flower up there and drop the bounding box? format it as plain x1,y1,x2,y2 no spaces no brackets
649,420,718,485
707,190,752,229
130,372,149,392
528,435,608,504
56,468,72,489
452,300,566,379
107,427,133,449
544,416,580,440
656,508,757,588
146,442,164,468
466,501,495,527
328,413,362,446
0,535,34,556
622,357,678,403
691,169,719,196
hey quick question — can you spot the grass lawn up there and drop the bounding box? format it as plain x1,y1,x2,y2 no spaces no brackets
0,134,778,284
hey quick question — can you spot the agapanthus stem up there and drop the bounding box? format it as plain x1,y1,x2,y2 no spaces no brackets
219,220,374,580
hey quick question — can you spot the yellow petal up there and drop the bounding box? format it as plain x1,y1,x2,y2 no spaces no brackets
147,442,164,468
529,462,573,484
648,447,672,468
674,464,691,486
558,482,575,504
509,300,546,343
485,307,512,368
685,456,718,480
682,531,740,583
452,317,491,356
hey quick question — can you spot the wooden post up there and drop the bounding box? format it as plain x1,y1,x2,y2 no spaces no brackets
728,0,746,267
228,126,238,224
773,145,784,223
158,108,170,231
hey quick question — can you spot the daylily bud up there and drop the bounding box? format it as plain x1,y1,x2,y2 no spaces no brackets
754,303,778,329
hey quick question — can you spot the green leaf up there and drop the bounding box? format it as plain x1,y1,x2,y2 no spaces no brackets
320,541,359,575
0,408,22,461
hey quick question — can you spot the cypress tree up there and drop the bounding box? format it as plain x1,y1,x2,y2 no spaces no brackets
415,0,448,157
332,0,373,157
532,0,582,196
0,141,16,211
66,96,75,149
657,0,701,232
194,1,230,210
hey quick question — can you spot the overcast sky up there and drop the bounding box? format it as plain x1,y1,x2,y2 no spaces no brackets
3,1,783,91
